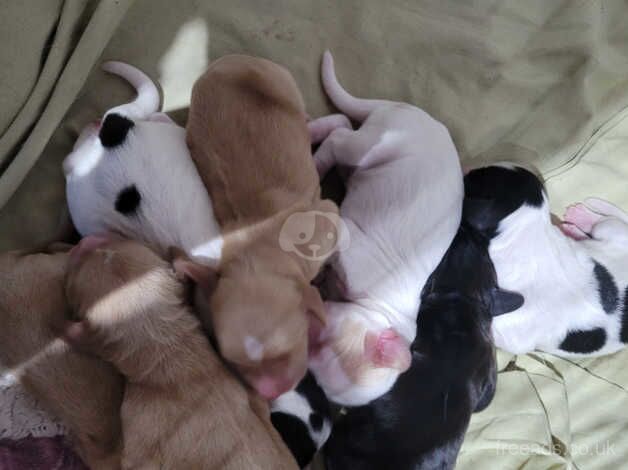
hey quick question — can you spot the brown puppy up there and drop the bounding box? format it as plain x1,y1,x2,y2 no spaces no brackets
0,245,123,469
65,236,298,470
185,55,341,399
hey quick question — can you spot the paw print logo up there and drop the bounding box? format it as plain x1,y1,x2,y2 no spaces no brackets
279,211,349,261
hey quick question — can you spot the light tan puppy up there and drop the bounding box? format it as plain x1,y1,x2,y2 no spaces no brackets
0,245,123,470
185,55,341,399
65,236,298,470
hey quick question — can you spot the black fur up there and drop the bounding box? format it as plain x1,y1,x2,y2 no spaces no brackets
271,371,331,468
463,165,545,239
99,113,134,148
115,185,141,215
621,287,628,343
558,328,607,354
271,413,316,468
324,223,516,470
592,261,619,314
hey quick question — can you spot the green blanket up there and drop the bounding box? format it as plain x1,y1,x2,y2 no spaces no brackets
1,1,627,468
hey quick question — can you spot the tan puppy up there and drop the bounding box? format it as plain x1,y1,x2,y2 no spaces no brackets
0,245,123,470
185,55,341,399
65,236,298,470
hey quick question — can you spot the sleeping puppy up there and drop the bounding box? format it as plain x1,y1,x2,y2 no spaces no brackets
464,163,628,356
64,236,298,470
183,55,340,399
323,221,521,470
307,51,464,406
64,61,222,267
0,245,123,469
271,372,332,468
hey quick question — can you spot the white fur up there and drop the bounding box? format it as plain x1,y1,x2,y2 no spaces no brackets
64,62,222,267
489,190,628,357
270,390,332,451
307,51,463,405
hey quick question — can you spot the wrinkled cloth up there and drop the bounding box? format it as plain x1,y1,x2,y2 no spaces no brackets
1,1,628,469
0,436,87,470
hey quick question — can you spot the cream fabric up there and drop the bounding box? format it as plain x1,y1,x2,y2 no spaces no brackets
1,1,628,468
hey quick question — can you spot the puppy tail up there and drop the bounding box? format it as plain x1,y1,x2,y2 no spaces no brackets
101,61,161,120
321,50,392,122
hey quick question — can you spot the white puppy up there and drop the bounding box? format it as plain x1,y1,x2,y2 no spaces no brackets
63,62,222,266
464,163,628,356
307,51,464,406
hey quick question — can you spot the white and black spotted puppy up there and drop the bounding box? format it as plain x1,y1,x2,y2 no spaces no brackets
63,62,222,266
464,163,628,356
271,372,332,469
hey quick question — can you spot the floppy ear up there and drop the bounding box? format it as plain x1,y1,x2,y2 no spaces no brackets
170,247,218,294
302,284,327,326
364,328,412,372
490,288,524,316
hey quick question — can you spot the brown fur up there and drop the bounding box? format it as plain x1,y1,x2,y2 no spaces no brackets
186,55,339,396
0,246,123,469
65,239,298,470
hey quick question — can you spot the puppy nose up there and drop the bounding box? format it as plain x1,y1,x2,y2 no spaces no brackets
308,243,321,254
69,235,110,267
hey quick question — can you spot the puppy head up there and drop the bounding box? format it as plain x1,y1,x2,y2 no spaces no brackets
63,110,208,259
308,302,411,406
463,163,546,238
175,251,325,400
65,236,182,364
415,292,497,411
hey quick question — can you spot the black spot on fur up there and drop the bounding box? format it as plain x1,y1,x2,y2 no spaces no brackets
309,413,323,432
559,328,607,354
620,287,628,343
593,261,619,314
115,185,141,215
270,413,316,468
99,113,134,147
463,166,545,238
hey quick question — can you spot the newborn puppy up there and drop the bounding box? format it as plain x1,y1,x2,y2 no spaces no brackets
184,55,340,399
65,236,298,470
323,222,520,470
64,61,222,266
307,51,464,406
465,164,628,356
271,372,332,468
0,246,123,470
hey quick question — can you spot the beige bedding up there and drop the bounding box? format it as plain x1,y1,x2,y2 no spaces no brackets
1,1,628,468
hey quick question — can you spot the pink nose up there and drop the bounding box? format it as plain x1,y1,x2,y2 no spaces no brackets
69,235,111,267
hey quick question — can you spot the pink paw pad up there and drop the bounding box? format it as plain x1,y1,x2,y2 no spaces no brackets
563,203,603,236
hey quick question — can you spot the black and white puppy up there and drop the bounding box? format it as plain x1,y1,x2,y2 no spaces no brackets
464,163,628,356
271,372,332,469
322,221,522,470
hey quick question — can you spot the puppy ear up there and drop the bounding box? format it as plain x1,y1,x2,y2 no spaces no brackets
490,288,524,316
170,247,218,294
364,328,412,372
302,284,327,326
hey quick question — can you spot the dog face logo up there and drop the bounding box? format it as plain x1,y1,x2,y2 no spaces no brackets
279,211,349,261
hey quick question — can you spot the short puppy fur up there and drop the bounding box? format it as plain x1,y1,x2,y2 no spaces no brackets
65,236,298,470
184,55,340,399
465,163,628,356
0,246,123,470
323,221,519,470
307,51,464,406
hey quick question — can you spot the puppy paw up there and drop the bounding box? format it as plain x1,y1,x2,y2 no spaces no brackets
562,203,604,237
